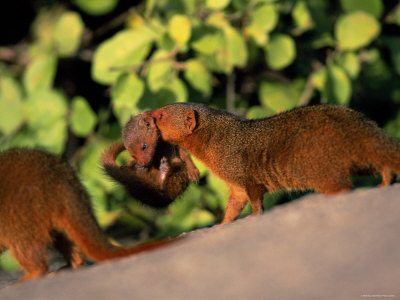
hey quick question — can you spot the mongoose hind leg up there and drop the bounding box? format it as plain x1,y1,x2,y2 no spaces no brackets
10,242,49,282
379,167,393,187
53,232,86,269
248,185,265,216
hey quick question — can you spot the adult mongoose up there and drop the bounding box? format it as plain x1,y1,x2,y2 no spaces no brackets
0,148,176,282
142,103,400,224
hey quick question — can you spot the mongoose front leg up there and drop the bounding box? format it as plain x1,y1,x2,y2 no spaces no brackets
10,243,49,283
220,185,249,224
178,147,200,182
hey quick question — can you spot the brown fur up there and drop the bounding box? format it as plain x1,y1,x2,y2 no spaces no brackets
0,148,177,282
122,113,199,182
102,142,191,207
144,103,400,224
102,114,199,208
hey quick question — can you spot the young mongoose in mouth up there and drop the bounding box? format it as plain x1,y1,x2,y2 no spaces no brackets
103,113,199,208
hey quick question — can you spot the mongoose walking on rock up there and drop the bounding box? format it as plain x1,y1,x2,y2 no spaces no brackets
142,103,400,224
0,148,176,282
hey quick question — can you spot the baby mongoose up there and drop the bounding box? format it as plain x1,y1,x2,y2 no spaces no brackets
0,148,176,282
144,103,400,224
102,114,199,208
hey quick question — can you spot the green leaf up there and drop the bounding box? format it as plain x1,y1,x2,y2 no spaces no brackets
336,52,360,79
259,80,304,112
73,0,118,16
147,50,175,92
54,12,84,57
191,28,222,55
335,12,380,51
215,25,247,73
168,15,192,45
92,28,156,84
340,0,383,18
0,76,23,134
138,78,187,111
22,89,68,153
78,140,120,226
31,6,64,45
206,0,231,10
70,96,97,137
250,4,278,32
111,72,145,125
151,78,188,108
34,120,68,154
245,4,277,46
265,34,296,70
0,251,19,271
24,90,68,129
312,65,351,105
326,64,351,105
184,59,212,96
23,55,57,93
292,0,314,34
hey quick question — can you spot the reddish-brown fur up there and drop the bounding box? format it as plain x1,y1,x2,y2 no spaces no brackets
0,148,177,282
145,103,400,224
122,113,199,182
102,113,199,208
102,142,191,207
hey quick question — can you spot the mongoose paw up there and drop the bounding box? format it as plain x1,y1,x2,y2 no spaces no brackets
159,157,170,186
187,166,200,183
127,159,137,168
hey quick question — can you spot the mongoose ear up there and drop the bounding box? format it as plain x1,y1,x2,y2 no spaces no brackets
143,115,156,128
184,109,196,133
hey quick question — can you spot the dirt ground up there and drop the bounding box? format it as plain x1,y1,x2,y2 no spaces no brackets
1,185,399,299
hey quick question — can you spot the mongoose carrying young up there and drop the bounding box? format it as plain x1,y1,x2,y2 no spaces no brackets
0,148,176,282
142,103,400,224
102,113,199,208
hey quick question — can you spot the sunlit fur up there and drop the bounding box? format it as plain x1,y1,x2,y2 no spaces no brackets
104,114,199,208
148,103,400,224
0,148,176,282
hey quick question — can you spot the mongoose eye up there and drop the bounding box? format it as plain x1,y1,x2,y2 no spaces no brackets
142,143,147,151
159,113,164,120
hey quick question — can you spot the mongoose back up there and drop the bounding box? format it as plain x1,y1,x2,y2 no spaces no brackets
0,148,177,282
143,103,400,223
102,114,199,208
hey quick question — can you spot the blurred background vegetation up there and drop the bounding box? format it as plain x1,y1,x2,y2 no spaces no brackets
1,0,400,271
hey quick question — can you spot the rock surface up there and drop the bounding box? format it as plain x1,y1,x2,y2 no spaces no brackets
1,185,399,299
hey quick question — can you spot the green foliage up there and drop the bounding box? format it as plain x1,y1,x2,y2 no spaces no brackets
335,12,380,51
1,0,400,273
265,34,296,70
70,96,98,137
54,12,84,57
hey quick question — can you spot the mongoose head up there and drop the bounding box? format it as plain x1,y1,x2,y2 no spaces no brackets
145,103,197,144
122,114,160,167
